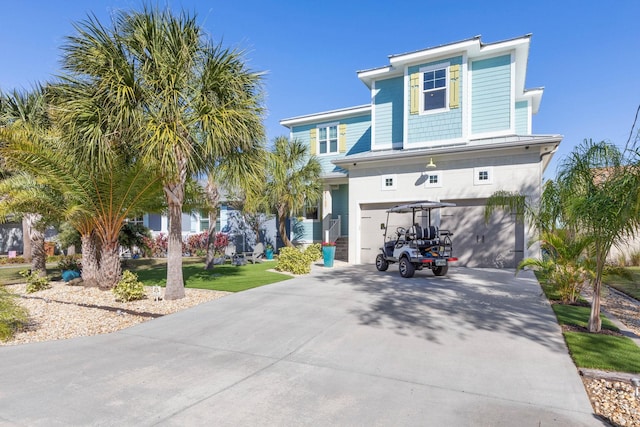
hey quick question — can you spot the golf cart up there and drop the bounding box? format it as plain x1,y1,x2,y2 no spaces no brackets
375,201,457,278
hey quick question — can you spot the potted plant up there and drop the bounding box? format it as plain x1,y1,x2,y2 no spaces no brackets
265,244,274,260
322,241,336,267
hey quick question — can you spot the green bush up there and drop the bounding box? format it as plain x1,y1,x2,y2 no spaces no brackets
113,270,146,302
304,243,322,261
0,256,27,265
19,270,50,293
275,247,315,275
58,255,81,272
0,287,29,342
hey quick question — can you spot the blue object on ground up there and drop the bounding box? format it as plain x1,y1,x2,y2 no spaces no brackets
61,270,81,282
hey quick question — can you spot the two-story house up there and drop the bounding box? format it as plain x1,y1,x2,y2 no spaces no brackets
280,34,561,268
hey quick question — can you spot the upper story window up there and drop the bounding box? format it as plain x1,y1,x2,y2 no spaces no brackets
423,67,447,111
318,124,338,154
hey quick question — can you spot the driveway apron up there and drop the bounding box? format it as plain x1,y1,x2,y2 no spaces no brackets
0,266,603,426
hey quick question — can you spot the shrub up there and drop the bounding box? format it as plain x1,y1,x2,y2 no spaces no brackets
0,287,29,342
276,247,315,275
112,270,146,302
142,233,168,257
58,255,81,272
0,256,27,265
305,243,322,261
630,250,640,266
185,232,209,255
19,270,50,293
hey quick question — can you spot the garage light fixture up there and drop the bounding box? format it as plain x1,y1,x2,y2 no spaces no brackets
426,158,437,169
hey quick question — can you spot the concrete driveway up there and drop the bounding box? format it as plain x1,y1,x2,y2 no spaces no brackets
0,265,604,426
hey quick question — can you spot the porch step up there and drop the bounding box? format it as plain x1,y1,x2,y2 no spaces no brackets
334,237,348,262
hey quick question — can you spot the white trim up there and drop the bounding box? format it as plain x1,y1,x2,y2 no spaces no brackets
527,100,532,134
280,105,370,127
461,53,469,139
316,122,339,155
509,52,516,133
419,62,450,115
403,69,409,149
403,135,467,149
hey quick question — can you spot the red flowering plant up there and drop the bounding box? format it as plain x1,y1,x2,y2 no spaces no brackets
322,241,336,246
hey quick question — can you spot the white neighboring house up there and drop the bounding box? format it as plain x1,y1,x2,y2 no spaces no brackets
280,34,562,268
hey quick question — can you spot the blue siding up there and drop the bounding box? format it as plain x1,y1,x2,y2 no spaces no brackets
291,113,371,175
471,54,511,134
373,76,403,148
292,218,320,243
515,100,528,134
407,56,463,144
332,184,349,236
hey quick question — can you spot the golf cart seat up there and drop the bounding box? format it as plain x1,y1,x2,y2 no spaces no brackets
408,224,439,248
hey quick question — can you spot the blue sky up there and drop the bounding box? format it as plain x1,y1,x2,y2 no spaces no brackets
1,1,638,178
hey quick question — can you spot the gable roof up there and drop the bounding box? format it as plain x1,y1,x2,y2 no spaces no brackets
357,34,542,113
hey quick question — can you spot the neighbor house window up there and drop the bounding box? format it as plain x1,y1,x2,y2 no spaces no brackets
381,174,397,191
318,124,338,154
474,167,493,185
422,66,447,112
424,171,443,188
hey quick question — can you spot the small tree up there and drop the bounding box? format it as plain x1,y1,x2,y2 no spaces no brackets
263,137,322,247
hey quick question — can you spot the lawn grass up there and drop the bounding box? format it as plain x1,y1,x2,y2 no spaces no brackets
603,266,640,300
535,270,640,373
0,257,292,293
126,257,291,292
552,304,619,332
563,332,640,373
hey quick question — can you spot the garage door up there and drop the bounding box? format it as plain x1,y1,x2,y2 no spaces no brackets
359,202,423,265
440,199,521,268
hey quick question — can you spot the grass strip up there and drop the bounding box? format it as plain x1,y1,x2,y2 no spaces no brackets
552,304,619,332
563,332,640,373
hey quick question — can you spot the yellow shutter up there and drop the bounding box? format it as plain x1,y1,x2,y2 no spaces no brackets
309,128,317,155
410,72,420,115
449,64,460,109
338,123,347,153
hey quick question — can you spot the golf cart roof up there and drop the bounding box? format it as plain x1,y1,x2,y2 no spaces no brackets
386,201,456,213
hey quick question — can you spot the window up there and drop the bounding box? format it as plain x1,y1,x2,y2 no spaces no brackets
474,167,493,185
422,67,447,111
299,201,319,220
424,171,442,188
126,216,144,226
381,174,397,191
318,124,338,154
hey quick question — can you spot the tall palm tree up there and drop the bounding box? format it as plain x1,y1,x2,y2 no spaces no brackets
0,87,52,276
263,137,322,248
59,7,264,299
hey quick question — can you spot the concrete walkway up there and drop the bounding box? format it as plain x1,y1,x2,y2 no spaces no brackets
0,265,604,426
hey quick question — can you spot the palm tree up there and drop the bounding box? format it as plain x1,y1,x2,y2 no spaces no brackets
58,7,264,299
0,87,52,276
557,139,640,332
263,137,322,248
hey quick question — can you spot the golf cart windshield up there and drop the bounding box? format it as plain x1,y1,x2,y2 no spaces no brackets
386,201,456,213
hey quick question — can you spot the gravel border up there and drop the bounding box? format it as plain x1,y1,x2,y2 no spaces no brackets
1,281,230,346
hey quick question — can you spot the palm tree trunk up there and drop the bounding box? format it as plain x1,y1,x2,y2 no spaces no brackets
588,249,605,332
25,213,46,277
22,216,32,262
204,179,219,270
204,213,218,270
164,183,185,300
81,232,100,287
278,207,292,247
98,241,121,289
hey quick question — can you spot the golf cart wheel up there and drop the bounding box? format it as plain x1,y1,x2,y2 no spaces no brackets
375,254,389,271
399,257,415,278
433,264,449,276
